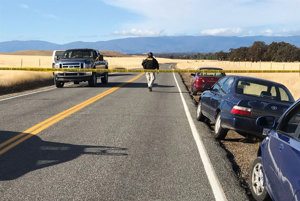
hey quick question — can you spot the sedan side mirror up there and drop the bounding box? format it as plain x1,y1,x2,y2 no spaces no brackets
191,73,196,76
256,116,276,129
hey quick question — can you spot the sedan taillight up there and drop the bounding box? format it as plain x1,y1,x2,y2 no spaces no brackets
231,105,252,116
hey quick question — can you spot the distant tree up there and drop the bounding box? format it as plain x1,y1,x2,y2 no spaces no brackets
263,42,279,61
247,41,267,61
274,42,300,62
215,51,228,60
156,40,300,62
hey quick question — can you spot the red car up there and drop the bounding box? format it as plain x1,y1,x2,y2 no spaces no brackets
191,67,226,95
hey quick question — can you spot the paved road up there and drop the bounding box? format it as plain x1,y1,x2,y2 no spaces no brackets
0,64,248,201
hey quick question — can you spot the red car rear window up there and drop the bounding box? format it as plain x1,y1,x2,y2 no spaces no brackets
198,72,225,76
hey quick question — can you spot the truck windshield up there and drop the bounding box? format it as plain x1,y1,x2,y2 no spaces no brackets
63,50,95,59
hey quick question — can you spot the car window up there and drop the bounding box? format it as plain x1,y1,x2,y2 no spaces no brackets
235,79,293,102
93,51,98,59
64,50,94,59
198,72,224,76
279,87,290,102
212,77,228,93
222,77,234,94
270,86,277,97
277,105,300,138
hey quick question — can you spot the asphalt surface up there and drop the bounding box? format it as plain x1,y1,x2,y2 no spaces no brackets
0,64,248,201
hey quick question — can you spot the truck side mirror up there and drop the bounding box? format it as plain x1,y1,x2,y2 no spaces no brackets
99,55,103,61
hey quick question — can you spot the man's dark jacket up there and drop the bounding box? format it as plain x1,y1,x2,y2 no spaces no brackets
142,57,159,69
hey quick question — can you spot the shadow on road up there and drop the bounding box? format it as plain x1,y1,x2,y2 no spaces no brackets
0,130,128,181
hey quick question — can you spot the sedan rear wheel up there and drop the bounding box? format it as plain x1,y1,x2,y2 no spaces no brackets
250,157,270,201
214,113,228,140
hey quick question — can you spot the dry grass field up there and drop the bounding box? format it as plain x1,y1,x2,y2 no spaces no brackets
0,71,53,87
0,54,299,100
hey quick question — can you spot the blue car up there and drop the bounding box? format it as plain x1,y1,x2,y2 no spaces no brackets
196,75,294,139
250,99,300,201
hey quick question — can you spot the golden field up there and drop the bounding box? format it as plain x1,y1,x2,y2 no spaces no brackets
0,54,299,99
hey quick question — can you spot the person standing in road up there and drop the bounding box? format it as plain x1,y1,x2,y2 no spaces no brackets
142,52,159,92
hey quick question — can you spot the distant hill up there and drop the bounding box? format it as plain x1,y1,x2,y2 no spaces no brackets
1,36,300,54
99,50,129,57
0,50,53,56
0,50,129,57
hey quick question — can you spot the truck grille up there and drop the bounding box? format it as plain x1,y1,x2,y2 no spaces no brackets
62,63,81,68
58,73,86,76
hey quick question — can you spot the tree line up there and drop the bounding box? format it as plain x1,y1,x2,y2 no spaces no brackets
156,41,300,62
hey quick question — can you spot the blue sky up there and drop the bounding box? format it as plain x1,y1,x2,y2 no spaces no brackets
1,0,300,44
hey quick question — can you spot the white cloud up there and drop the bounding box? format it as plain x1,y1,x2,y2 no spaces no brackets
113,29,164,37
200,28,242,36
261,29,273,36
102,0,300,36
19,4,29,9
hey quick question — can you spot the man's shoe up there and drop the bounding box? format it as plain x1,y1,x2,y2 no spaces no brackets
149,87,152,92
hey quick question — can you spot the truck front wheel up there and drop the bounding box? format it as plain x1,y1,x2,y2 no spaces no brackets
55,81,64,88
101,73,108,84
88,72,97,87
54,76,64,88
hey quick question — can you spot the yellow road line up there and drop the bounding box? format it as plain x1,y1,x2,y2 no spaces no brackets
0,67,300,73
0,73,144,156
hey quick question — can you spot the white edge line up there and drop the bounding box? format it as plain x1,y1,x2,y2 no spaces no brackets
0,73,119,102
0,87,57,102
173,72,228,201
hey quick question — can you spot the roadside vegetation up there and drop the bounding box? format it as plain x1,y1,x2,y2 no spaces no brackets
157,41,300,62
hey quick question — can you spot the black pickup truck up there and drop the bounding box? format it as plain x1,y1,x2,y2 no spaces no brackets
53,48,108,88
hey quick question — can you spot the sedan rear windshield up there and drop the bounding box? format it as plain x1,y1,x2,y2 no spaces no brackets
236,79,294,102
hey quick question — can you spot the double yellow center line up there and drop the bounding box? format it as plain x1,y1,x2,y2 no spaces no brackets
0,73,144,156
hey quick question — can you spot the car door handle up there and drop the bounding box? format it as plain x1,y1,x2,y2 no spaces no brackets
279,144,284,151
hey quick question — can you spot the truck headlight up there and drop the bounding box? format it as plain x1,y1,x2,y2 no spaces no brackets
54,63,60,68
